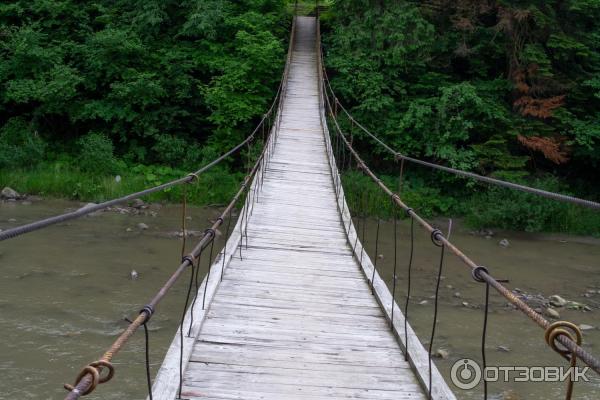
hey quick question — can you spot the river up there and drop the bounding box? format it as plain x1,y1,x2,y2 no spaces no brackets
0,199,598,399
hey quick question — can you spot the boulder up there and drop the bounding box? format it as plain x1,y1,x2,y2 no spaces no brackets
545,307,560,319
1,187,20,199
137,223,149,230
549,295,568,307
131,198,145,209
434,349,449,359
580,324,594,331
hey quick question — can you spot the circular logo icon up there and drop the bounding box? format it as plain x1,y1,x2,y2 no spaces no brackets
451,358,482,390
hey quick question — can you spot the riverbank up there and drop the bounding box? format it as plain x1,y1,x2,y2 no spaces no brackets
1,165,599,237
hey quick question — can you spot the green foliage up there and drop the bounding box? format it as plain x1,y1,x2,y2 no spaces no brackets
323,0,600,234
0,117,46,168
76,133,119,174
0,0,288,161
466,177,600,236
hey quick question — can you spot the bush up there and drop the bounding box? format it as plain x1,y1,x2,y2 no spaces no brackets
465,177,575,232
77,132,119,174
152,134,204,170
0,117,46,168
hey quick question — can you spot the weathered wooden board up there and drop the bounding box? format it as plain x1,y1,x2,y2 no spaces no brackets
152,16,455,400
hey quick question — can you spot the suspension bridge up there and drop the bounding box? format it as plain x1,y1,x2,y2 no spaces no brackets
2,13,600,400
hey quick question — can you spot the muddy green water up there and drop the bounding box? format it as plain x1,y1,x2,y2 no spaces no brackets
1,199,599,399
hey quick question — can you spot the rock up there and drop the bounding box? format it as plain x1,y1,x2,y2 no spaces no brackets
545,307,560,319
446,284,454,290
1,187,20,199
580,324,595,331
514,288,522,293
131,198,145,209
434,349,449,359
584,305,592,311
21,201,32,205
462,301,469,307
8,218,16,223
566,301,586,310
534,307,543,314
587,289,597,294
130,270,139,280
549,295,568,307
149,211,158,218
499,238,510,248
126,228,133,232
377,254,384,260
497,345,511,353
583,293,592,298
79,202,97,211
485,235,492,240
419,300,428,305
453,292,461,298
149,203,162,211
137,223,149,230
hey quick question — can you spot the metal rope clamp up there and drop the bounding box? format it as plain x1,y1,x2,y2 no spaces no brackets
182,255,195,266
430,229,444,247
471,266,489,283
64,360,114,396
187,173,199,183
139,304,155,323
204,228,216,239
545,321,582,362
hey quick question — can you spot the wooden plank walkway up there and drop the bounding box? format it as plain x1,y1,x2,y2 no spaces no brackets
153,17,455,400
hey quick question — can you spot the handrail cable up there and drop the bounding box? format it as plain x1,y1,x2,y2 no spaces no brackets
320,67,600,210
319,41,600,376
61,14,299,400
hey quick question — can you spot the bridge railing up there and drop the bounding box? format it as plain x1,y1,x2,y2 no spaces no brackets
316,14,600,400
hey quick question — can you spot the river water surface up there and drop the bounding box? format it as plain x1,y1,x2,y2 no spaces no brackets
0,199,599,399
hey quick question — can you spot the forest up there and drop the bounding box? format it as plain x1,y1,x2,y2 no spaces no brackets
1,0,599,234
